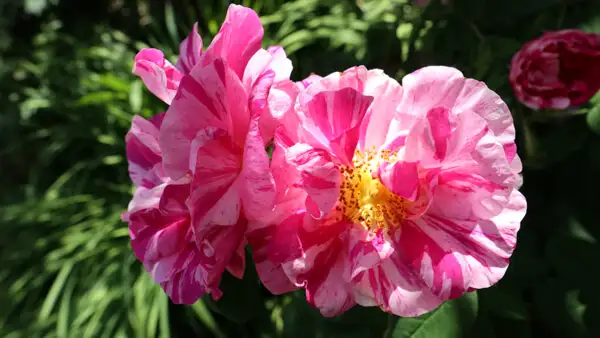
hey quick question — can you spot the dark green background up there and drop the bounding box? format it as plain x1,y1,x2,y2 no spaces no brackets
2,0,600,337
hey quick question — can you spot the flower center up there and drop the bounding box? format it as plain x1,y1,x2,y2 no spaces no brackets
337,148,408,230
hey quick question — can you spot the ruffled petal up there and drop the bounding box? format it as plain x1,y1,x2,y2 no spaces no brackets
202,4,263,80
377,160,420,201
240,117,276,221
133,48,183,104
126,114,164,188
188,134,242,231
351,254,443,317
348,226,394,279
161,254,207,304
400,66,517,164
300,87,374,164
159,59,249,179
194,216,248,300
176,23,203,74
281,217,355,316
286,143,340,219
243,47,293,140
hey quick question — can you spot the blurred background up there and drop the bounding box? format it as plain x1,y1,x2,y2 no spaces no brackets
2,0,600,337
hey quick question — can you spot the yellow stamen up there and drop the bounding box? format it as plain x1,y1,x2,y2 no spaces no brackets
336,147,408,230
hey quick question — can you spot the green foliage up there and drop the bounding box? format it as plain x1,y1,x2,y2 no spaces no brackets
389,292,478,338
2,0,600,337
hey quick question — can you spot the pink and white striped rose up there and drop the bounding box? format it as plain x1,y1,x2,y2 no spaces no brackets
250,66,526,317
124,4,293,304
122,113,214,303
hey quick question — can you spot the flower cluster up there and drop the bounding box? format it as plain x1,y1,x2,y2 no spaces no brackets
123,4,526,317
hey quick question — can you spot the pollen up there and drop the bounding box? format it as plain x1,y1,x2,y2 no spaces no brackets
337,147,408,231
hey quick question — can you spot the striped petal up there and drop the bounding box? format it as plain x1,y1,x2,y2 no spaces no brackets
133,48,183,104
176,23,203,74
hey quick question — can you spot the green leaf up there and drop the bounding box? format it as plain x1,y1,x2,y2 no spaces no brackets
389,291,479,338
129,80,143,114
190,301,225,338
39,263,73,321
24,0,48,15
533,281,592,338
585,104,600,135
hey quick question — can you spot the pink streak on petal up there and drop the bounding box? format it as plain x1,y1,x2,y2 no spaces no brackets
195,216,248,299
303,87,374,164
377,160,420,201
126,114,163,188
225,241,246,279
241,117,276,221
161,258,207,304
426,107,452,160
286,143,341,219
202,4,264,80
356,69,404,150
133,48,183,104
351,253,442,317
176,22,203,74
397,220,471,301
348,226,394,279
188,134,242,232
159,59,249,179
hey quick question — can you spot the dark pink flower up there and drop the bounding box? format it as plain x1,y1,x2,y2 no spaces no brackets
510,29,600,110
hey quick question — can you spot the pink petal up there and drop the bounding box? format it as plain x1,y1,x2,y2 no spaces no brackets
243,47,293,140
356,70,404,150
281,219,355,316
377,161,420,201
158,182,191,216
301,87,374,164
225,241,246,279
194,216,248,300
299,74,323,88
298,66,403,151
400,66,518,164
133,48,183,104
305,245,355,317
351,254,442,317
436,130,515,220
159,59,249,179
385,189,525,308
176,23,204,74
247,213,304,294
126,115,164,188
405,108,515,220
397,219,472,301
131,217,193,283
268,80,300,121
286,143,341,219
243,47,293,91
161,256,207,304
348,226,394,279
202,4,264,80
299,66,369,100
188,135,242,231
240,117,276,221
125,184,166,225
